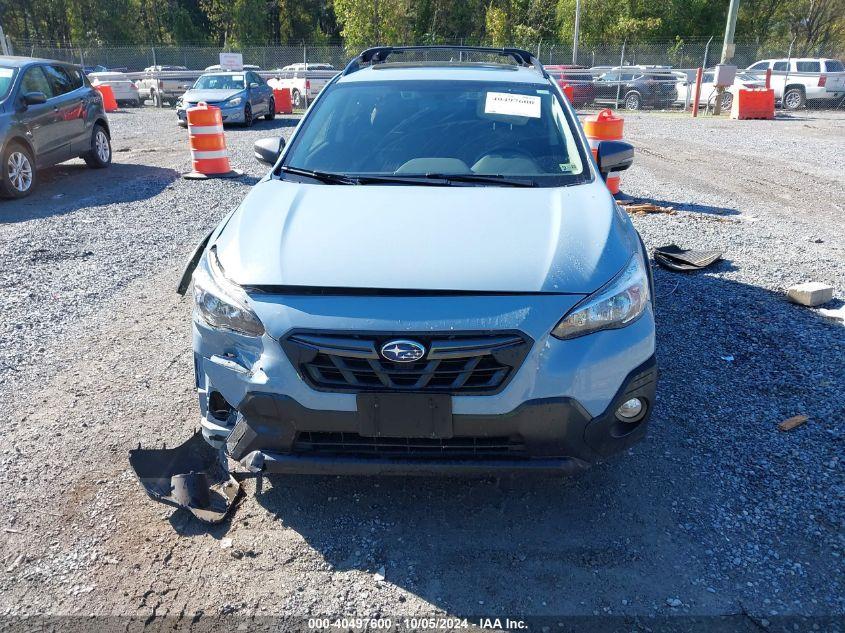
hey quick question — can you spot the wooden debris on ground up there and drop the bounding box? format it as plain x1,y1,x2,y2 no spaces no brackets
617,200,676,216
778,414,809,432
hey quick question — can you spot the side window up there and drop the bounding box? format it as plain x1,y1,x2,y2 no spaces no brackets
749,62,769,71
622,73,637,81
64,67,84,90
602,72,619,81
825,60,844,72
19,66,55,99
43,64,73,95
772,61,788,71
249,72,264,86
795,61,820,73
703,73,714,82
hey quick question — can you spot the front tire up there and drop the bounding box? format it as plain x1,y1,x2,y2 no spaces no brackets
83,124,112,169
783,87,805,110
1,142,36,199
243,103,253,127
264,98,275,120
624,91,641,110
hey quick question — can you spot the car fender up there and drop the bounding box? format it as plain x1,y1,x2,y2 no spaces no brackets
1,132,36,164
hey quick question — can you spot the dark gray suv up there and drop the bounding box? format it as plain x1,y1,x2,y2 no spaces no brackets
0,56,111,198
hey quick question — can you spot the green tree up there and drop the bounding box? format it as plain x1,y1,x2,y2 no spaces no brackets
485,4,509,47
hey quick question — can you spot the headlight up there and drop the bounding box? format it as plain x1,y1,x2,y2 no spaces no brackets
193,248,265,336
551,251,650,340
226,96,243,107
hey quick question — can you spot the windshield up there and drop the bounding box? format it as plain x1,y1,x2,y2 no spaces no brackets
282,80,587,186
193,74,244,90
0,67,16,100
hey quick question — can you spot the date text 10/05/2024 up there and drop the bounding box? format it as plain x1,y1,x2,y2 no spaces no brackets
307,617,528,630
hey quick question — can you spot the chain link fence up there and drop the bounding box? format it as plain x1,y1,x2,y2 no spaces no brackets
8,38,844,111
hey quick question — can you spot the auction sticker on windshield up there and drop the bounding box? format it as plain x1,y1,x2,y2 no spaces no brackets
485,92,541,118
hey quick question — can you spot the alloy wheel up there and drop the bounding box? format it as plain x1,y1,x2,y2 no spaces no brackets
95,130,110,163
784,90,802,110
7,151,33,193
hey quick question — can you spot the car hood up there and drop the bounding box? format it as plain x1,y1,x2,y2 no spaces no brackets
182,89,243,103
214,178,633,294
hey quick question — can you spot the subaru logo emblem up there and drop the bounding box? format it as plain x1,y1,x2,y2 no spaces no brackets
380,340,426,363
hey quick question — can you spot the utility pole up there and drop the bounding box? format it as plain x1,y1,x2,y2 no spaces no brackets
572,0,581,65
714,0,740,115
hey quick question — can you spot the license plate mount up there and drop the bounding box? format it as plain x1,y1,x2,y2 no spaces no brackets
357,393,453,439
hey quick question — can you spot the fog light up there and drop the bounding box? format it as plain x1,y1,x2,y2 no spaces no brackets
616,397,644,421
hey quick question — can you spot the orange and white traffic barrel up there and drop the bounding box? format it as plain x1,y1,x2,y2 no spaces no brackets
583,108,625,195
183,102,241,180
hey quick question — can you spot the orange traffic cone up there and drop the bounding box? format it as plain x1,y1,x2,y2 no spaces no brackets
183,102,241,180
583,109,626,195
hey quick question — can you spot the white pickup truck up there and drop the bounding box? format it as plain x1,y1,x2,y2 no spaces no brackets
745,58,845,109
135,66,195,107
266,64,337,108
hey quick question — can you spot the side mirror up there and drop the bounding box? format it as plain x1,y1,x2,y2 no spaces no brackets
23,91,47,106
254,137,285,165
596,140,634,177
249,82,260,89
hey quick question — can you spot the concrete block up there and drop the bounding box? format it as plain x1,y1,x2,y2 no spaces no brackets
787,282,834,307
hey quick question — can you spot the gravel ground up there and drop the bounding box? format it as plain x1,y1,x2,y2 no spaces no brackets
0,107,843,631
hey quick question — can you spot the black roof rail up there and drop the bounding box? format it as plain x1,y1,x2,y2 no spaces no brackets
341,45,547,77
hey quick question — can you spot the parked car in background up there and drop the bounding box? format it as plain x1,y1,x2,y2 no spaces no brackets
546,65,595,107
269,63,337,107
88,71,141,106
204,64,261,72
136,65,193,107
179,46,654,477
675,70,765,110
745,58,845,109
0,56,111,198
593,67,678,110
280,63,335,71
176,70,274,126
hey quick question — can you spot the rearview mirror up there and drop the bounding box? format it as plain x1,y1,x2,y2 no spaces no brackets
596,140,634,177
22,91,47,106
254,137,285,165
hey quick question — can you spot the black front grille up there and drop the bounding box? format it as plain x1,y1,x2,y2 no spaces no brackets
294,431,527,460
282,331,532,394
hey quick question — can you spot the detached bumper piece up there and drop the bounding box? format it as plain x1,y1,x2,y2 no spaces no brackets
129,431,241,523
654,245,722,272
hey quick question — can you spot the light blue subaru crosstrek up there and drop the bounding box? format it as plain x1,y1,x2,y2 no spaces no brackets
178,46,656,476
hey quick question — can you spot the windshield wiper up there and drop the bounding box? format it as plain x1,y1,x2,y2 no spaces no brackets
279,167,536,187
279,165,358,185
422,173,537,187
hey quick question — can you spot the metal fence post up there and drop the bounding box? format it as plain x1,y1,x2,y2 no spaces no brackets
615,39,626,109
703,36,713,69
0,26,8,56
